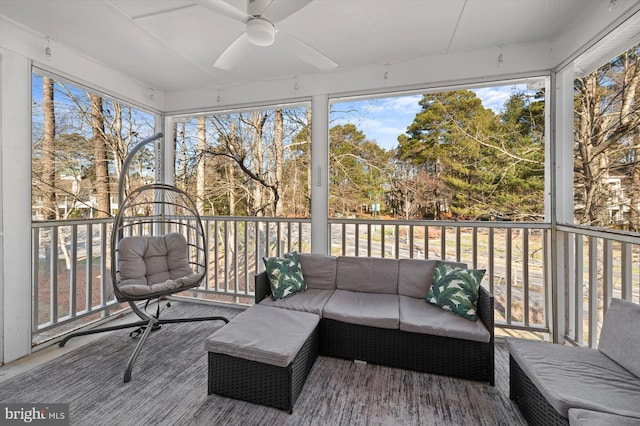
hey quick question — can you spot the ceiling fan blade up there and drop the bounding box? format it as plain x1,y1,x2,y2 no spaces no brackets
247,0,274,17
277,31,337,70
214,33,253,70
193,0,250,22
262,0,312,23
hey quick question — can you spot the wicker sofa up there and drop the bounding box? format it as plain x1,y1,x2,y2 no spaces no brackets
507,298,640,426
255,253,495,385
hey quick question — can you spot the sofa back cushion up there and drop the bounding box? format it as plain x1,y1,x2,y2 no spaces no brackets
598,298,640,378
298,253,337,290
397,259,438,298
336,256,398,294
397,259,467,298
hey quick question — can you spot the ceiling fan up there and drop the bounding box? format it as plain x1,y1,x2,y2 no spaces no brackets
193,0,338,71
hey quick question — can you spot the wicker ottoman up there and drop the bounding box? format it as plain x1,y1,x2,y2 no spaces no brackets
206,305,320,413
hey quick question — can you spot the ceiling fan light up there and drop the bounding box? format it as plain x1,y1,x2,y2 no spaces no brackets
246,18,275,46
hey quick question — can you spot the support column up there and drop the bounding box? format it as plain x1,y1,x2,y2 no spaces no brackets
311,95,329,255
0,50,33,362
160,114,173,186
549,64,575,344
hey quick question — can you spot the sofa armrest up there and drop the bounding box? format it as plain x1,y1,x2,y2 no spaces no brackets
477,285,495,385
477,285,494,339
255,271,272,304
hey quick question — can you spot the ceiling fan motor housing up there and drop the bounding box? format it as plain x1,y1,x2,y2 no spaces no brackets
246,17,275,46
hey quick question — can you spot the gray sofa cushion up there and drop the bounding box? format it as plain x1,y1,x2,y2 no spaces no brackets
399,295,490,342
568,409,640,426
397,259,438,298
205,304,319,368
398,259,467,298
507,338,640,419
259,288,334,317
598,298,640,378
323,289,399,329
298,253,337,290
336,256,398,294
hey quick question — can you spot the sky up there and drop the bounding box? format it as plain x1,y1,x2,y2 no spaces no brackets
330,84,532,150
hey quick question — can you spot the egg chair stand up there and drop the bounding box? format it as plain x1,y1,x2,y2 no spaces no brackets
59,133,228,383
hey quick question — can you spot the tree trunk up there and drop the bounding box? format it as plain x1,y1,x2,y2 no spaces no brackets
305,106,312,216
227,122,237,216
251,111,268,216
197,116,207,214
42,76,57,220
274,109,284,216
90,94,110,218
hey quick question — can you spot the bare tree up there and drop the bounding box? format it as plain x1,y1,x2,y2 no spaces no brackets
575,47,640,226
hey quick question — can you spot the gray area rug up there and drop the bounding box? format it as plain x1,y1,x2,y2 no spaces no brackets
0,302,525,425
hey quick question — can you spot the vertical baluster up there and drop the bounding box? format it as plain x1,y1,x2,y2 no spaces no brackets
70,225,78,318
86,223,93,313
621,242,632,300
355,223,360,256
472,227,478,269
51,226,59,324
32,227,40,331
506,227,512,325
588,237,599,348
234,220,239,302
523,228,530,327
575,234,584,344
409,225,414,259
603,239,613,317
99,222,108,317
488,227,495,295
342,222,346,256
244,220,249,295
456,226,461,262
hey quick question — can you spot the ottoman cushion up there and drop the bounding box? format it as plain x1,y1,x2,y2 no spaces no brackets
568,409,640,426
507,338,640,418
205,304,319,368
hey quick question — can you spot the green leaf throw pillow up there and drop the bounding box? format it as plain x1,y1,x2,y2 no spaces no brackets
263,251,307,300
426,263,485,321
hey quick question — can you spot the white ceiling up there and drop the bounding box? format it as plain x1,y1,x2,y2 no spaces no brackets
1,0,632,97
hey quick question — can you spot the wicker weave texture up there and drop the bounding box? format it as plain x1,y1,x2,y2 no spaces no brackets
255,271,271,304
320,319,493,383
208,325,319,413
509,355,569,426
256,271,495,385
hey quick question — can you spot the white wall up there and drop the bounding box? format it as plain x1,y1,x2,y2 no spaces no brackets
0,50,33,363
0,17,162,113
0,19,160,363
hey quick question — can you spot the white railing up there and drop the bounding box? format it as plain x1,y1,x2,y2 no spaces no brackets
557,224,640,347
329,220,552,335
31,217,640,347
32,218,119,343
